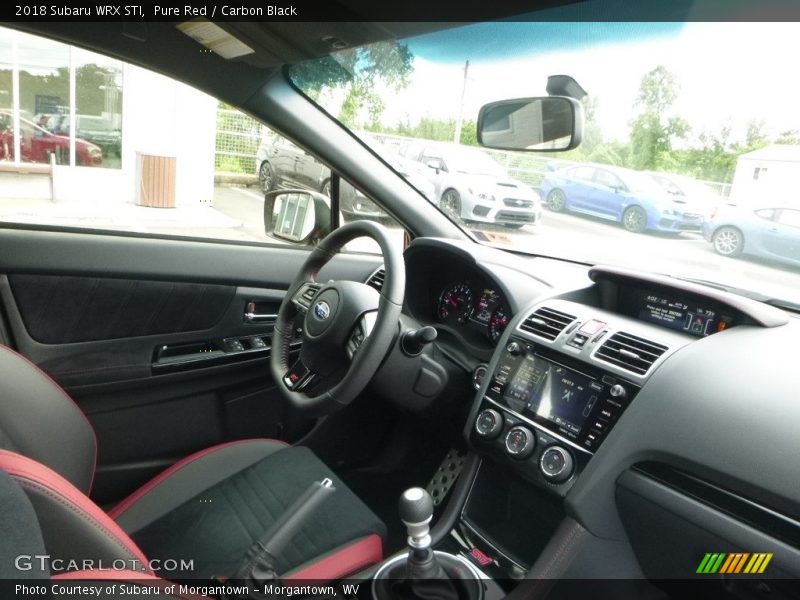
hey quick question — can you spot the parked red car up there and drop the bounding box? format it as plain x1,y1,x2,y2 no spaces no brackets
0,112,103,166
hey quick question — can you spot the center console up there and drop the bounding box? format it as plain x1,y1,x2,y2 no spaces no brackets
443,298,690,581
468,337,639,492
464,298,688,498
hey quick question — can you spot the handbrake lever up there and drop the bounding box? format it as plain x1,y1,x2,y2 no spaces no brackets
226,478,336,598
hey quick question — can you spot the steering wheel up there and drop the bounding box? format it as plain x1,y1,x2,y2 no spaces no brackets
270,220,405,415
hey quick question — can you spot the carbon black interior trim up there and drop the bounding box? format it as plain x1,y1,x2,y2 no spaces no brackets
8,274,235,344
633,462,800,548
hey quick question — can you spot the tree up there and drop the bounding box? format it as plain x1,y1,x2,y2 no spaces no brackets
775,129,800,145
548,95,625,166
371,116,478,146
292,42,413,129
745,119,768,148
628,66,688,171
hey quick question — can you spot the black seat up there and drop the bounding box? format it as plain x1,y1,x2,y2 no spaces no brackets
0,344,385,582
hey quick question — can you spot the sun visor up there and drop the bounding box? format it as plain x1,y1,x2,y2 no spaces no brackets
176,21,255,59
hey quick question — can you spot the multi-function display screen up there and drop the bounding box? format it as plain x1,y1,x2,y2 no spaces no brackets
635,290,733,337
504,354,598,438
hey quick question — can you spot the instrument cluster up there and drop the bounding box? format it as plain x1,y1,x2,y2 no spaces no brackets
437,282,510,344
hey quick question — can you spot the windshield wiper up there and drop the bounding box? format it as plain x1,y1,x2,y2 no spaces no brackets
669,275,800,313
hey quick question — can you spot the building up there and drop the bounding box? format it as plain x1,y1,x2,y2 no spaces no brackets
0,26,216,207
730,144,800,207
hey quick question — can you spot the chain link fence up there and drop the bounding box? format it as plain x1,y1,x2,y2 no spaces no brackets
215,107,265,176
215,105,731,197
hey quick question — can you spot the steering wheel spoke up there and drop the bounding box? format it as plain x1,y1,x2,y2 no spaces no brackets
282,357,317,392
346,311,378,361
291,281,321,313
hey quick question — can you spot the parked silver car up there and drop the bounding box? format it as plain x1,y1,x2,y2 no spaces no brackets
399,142,542,228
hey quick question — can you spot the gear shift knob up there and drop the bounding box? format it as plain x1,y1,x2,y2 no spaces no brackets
399,487,434,551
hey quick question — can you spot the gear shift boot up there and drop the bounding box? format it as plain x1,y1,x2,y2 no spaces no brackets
372,551,484,600
372,488,484,600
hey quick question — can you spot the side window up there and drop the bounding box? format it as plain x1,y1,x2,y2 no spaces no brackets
776,209,800,229
570,166,594,181
594,169,624,190
400,143,423,162
0,26,402,255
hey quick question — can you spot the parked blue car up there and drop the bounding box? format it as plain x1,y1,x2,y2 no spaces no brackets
539,164,706,233
702,206,800,267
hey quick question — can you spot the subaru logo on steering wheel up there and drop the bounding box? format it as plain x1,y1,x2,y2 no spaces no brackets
313,300,331,320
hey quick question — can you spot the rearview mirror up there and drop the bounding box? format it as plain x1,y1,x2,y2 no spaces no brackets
263,190,332,245
477,97,584,152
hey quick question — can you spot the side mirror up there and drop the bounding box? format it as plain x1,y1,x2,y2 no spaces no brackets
425,159,442,174
477,97,584,152
263,190,332,245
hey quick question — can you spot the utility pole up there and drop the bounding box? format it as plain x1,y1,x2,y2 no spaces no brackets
453,59,469,145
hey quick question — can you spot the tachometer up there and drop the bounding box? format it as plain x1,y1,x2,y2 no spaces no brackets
488,305,510,343
438,283,474,324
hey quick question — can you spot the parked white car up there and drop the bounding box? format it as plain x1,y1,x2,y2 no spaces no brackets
399,142,542,228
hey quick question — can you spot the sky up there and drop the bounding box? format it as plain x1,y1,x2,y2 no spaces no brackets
371,21,800,145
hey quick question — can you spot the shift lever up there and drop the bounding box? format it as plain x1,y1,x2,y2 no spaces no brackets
399,487,434,554
372,487,483,600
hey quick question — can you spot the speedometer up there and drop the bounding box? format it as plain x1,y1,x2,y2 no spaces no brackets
438,283,474,324
488,305,510,343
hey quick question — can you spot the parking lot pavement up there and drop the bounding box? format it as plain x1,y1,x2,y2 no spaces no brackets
212,186,800,303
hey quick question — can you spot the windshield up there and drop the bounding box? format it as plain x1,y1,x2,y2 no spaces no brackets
444,148,506,176
290,19,800,305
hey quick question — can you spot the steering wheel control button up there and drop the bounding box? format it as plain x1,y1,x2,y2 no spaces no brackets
540,446,574,483
505,426,535,459
283,361,315,391
292,282,321,312
475,409,503,439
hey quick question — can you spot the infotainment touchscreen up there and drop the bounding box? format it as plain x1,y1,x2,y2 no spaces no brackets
504,354,598,438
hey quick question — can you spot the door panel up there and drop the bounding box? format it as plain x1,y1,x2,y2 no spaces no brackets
763,209,800,262
7,274,236,344
0,227,383,503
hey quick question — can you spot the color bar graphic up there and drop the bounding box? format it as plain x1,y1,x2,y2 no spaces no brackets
697,552,773,574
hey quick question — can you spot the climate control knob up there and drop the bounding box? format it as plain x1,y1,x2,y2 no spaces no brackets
504,426,535,459
540,446,574,483
475,409,503,439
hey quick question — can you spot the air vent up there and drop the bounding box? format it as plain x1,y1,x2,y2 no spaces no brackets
365,267,385,292
596,332,668,375
519,306,576,341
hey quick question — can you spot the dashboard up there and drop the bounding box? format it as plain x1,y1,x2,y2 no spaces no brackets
389,237,800,584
